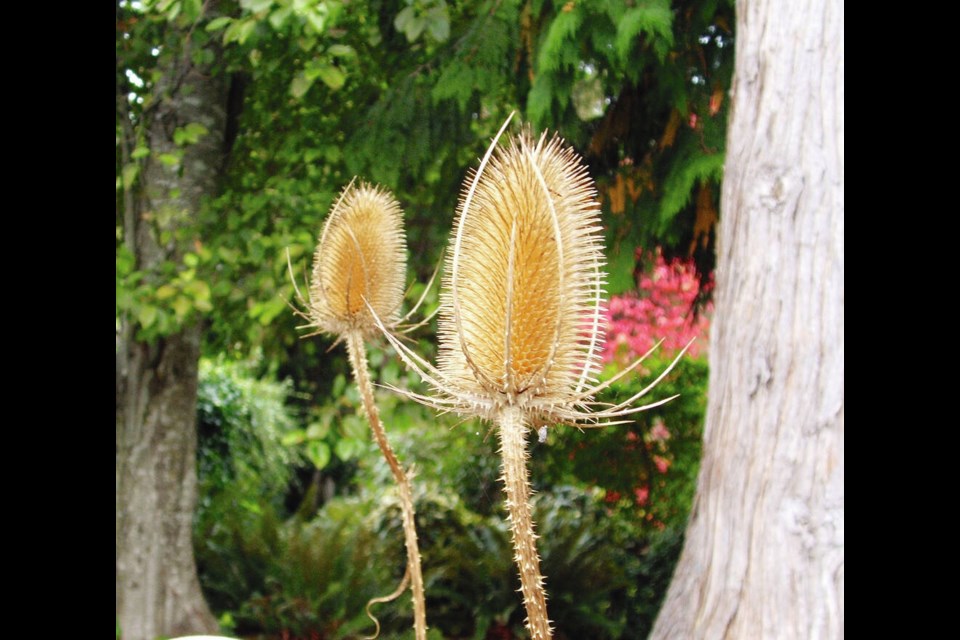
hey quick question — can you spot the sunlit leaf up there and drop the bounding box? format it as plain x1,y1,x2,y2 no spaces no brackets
306,440,332,469
122,163,139,189
281,429,307,446
327,44,356,58
307,421,331,439
205,16,232,32
158,153,181,167
182,0,202,22
317,65,345,90
240,0,273,13
172,295,192,319
268,6,291,29
138,305,158,329
290,72,314,98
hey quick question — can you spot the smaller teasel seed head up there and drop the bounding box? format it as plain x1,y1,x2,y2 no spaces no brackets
308,179,407,338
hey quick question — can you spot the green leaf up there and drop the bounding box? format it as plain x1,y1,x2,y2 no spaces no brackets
395,6,426,42
138,305,158,329
527,74,553,127
122,163,139,189
183,252,199,267
166,0,181,22
173,122,209,146
131,146,150,159
305,440,331,469
268,6,292,29
332,373,346,397
304,7,327,34
334,437,363,461
254,297,286,325
659,151,724,230
615,1,675,64
606,244,636,296
158,153,181,167
184,279,211,305
425,3,450,42
290,72,314,98
306,421,331,439
156,284,178,300
394,5,414,31
342,414,367,440
205,16,233,32
172,296,192,319
182,0,202,22
240,0,273,13
281,429,307,446
316,65,345,90
327,44,356,58
537,8,583,72
223,18,256,44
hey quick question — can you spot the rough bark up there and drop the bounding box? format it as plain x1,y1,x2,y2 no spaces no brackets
116,37,228,640
650,0,844,637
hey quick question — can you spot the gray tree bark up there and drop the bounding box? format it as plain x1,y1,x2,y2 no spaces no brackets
650,0,844,637
116,39,228,640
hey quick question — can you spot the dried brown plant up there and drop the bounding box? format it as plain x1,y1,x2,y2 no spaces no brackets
291,178,429,640
375,115,689,639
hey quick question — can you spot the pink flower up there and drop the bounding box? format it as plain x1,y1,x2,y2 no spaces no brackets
634,486,649,506
649,420,671,442
602,247,713,364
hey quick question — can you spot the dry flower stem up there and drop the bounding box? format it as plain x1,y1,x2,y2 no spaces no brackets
297,180,428,640
499,406,551,640
347,330,426,640
372,119,693,640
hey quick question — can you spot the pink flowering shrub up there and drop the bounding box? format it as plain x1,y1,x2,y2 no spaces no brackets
603,247,713,365
581,248,713,527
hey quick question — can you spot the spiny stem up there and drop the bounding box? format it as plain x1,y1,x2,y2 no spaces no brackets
498,406,552,640
346,331,427,640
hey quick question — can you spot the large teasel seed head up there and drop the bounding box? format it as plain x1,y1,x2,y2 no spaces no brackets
436,125,606,420
377,116,685,428
308,179,407,339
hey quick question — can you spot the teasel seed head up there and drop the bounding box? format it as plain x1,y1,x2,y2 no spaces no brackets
307,178,407,339
377,114,688,428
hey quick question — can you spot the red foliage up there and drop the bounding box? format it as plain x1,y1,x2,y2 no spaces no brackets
602,247,713,365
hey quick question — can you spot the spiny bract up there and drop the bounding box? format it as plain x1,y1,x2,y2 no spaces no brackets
308,179,407,338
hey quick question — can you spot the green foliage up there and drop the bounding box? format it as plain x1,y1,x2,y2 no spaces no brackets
615,1,675,64
195,355,300,509
198,493,392,638
536,355,709,531
537,6,584,73
190,343,705,638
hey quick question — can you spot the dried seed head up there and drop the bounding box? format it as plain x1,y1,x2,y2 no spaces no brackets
308,179,407,338
377,117,688,428
437,128,607,418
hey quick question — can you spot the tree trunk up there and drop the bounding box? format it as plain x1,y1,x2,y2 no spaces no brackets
116,38,228,640
650,0,844,637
